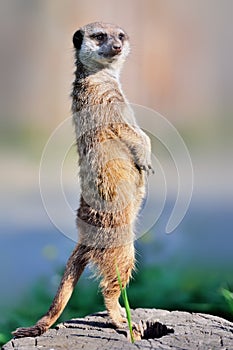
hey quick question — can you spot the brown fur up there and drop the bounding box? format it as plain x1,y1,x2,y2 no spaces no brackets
13,22,152,338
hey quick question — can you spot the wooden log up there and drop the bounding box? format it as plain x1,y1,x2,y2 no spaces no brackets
3,308,233,350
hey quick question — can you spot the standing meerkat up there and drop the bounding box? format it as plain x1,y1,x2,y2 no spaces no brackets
13,21,153,338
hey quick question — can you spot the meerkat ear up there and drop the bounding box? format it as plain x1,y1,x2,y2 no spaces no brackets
73,30,83,50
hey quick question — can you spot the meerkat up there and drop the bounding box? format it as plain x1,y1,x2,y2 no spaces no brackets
13,21,153,338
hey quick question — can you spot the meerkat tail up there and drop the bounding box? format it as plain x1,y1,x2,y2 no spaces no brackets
12,244,91,338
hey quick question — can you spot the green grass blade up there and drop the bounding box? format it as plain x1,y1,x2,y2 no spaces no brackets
221,288,233,314
116,264,135,343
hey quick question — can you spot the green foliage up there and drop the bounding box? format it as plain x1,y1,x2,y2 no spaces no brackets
0,332,8,345
128,265,233,321
221,288,233,315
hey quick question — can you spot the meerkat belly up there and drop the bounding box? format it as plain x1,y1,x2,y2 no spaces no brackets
77,134,144,231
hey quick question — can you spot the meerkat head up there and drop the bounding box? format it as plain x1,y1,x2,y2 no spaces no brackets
73,22,130,74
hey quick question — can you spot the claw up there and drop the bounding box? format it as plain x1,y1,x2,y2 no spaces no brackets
148,164,155,175
135,163,155,175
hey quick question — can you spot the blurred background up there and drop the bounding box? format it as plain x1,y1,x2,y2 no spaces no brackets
0,0,233,345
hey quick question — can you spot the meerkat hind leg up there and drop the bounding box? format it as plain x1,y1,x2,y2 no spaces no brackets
104,277,133,328
118,301,126,317
99,245,134,328
103,283,128,328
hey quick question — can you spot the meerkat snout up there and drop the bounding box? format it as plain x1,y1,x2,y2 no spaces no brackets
107,40,122,56
112,42,122,53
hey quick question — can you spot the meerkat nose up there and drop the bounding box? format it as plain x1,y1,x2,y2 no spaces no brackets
112,43,122,53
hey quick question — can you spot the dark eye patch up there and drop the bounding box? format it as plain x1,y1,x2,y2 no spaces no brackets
90,32,107,42
118,32,125,41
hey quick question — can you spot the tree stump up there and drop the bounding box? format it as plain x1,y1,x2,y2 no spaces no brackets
3,308,233,350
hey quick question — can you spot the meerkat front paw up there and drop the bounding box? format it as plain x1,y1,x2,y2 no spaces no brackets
136,162,154,176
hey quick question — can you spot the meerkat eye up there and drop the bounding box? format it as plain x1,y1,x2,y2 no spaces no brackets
118,33,125,41
96,34,104,41
91,33,106,42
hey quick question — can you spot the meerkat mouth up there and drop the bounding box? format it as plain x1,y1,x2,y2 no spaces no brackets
99,51,122,62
